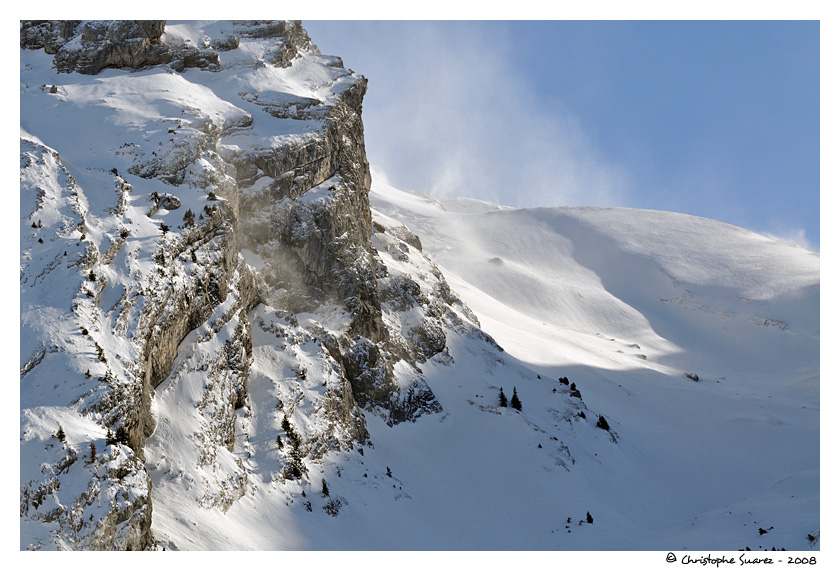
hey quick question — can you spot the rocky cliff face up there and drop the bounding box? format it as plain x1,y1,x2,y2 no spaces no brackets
20,20,482,550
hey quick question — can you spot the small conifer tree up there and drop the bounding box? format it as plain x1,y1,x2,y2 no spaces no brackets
510,387,522,411
586,511,593,524
55,425,66,443
115,425,130,446
322,478,330,497
499,387,508,407
89,442,97,464
288,446,306,479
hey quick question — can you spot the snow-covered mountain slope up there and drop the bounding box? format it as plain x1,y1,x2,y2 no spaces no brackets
369,179,820,550
20,20,818,552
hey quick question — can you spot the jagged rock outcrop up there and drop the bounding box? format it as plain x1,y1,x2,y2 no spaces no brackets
20,19,319,76
20,19,481,550
21,20,212,74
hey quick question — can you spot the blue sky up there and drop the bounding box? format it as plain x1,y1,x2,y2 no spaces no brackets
305,20,820,251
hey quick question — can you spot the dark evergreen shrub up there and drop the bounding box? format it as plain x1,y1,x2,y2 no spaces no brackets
498,387,508,407
510,388,522,411
115,425,130,445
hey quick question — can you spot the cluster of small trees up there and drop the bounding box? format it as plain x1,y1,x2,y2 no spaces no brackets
556,376,580,397
182,209,196,228
497,377,611,437
106,425,130,446
498,387,522,411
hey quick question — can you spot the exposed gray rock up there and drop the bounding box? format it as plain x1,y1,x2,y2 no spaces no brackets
19,437,153,550
20,19,218,75
211,34,240,52
20,20,81,53
157,194,181,211
232,20,314,67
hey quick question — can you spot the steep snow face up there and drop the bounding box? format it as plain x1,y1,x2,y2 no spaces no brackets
370,179,819,550
370,181,818,376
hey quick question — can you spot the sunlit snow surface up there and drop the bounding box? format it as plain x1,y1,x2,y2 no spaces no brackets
368,178,819,550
